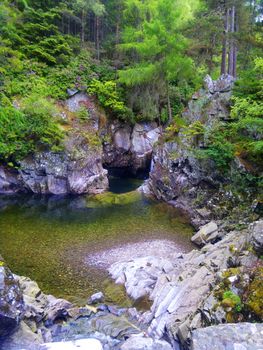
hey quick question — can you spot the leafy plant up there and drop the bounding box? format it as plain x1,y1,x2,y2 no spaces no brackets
222,290,243,313
88,79,133,120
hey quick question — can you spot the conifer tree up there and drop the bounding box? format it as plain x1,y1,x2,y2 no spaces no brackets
118,0,200,122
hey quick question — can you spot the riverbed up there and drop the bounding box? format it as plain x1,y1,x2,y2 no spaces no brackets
0,178,194,305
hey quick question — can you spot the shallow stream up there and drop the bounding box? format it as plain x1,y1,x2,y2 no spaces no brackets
0,178,194,306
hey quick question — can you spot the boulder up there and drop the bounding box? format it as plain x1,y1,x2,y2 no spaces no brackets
1,321,43,350
251,220,263,255
44,297,73,324
191,221,219,247
88,292,105,305
121,334,172,350
0,258,24,337
191,323,263,350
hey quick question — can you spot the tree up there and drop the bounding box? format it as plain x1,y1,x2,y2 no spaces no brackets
118,0,200,122
73,0,105,58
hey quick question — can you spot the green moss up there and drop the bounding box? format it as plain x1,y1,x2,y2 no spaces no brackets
222,291,243,312
246,267,263,319
87,191,141,208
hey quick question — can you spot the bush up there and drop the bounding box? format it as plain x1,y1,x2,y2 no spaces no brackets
88,79,133,120
0,103,63,164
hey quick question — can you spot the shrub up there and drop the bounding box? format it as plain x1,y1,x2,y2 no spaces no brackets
0,102,63,164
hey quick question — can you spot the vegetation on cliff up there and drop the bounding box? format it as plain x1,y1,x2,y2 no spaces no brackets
0,0,262,172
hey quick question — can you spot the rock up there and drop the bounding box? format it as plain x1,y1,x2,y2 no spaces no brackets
88,292,105,304
203,75,214,94
191,221,219,247
103,121,161,176
92,314,141,339
251,220,263,255
41,338,103,350
120,334,172,350
0,166,24,194
191,323,263,350
1,320,43,350
204,74,234,94
44,297,73,324
0,258,24,337
110,228,250,346
66,88,79,97
19,145,108,195
109,256,174,301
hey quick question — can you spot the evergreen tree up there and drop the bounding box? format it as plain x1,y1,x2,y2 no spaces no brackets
118,0,200,121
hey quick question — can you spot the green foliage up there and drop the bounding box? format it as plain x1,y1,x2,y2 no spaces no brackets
118,0,200,120
0,102,63,164
222,290,243,313
77,106,90,121
88,79,133,120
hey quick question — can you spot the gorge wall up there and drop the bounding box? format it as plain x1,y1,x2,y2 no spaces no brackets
0,92,161,195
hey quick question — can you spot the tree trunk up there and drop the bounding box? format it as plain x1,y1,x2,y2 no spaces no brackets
167,83,172,125
228,6,236,76
221,7,229,75
81,9,85,44
96,16,100,60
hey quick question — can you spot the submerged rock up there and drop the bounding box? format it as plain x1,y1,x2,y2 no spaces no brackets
191,323,263,350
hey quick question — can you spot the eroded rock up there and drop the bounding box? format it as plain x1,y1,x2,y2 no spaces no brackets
191,221,220,247
191,323,263,350
0,258,24,337
251,220,263,255
121,334,172,350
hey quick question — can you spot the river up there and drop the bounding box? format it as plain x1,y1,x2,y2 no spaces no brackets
0,177,194,306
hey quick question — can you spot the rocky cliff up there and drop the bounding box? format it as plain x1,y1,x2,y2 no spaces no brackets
0,92,161,195
146,75,260,228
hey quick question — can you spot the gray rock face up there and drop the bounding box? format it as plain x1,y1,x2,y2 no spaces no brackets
204,74,234,95
109,256,174,301
146,74,236,225
103,121,161,175
191,221,220,247
0,166,24,194
251,220,263,255
109,228,255,348
0,258,24,338
2,321,43,350
121,334,172,350
19,141,108,195
0,93,108,195
191,323,263,350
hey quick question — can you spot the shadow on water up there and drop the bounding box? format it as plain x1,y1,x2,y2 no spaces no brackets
0,177,194,306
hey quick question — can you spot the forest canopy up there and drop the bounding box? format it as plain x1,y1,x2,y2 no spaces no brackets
0,0,262,168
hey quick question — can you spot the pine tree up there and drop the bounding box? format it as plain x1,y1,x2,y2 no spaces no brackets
118,0,200,121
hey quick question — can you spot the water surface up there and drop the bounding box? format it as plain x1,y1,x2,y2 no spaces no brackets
0,178,193,305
